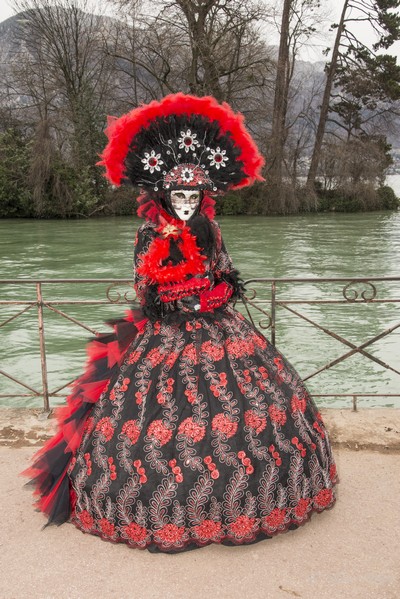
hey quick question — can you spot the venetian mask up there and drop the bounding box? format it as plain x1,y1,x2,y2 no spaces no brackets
170,189,200,221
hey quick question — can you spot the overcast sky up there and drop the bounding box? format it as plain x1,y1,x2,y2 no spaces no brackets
1,0,400,63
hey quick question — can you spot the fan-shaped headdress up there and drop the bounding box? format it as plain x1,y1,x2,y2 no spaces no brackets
98,93,265,194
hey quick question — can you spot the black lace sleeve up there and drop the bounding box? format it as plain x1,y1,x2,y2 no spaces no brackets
133,223,164,321
212,224,246,302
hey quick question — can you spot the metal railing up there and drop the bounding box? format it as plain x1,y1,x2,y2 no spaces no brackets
1,276,399,412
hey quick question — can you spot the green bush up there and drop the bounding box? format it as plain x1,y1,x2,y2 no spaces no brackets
377,185,399,209
0,129,33,217
218,192,245,215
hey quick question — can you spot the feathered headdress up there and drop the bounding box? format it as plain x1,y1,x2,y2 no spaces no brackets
98,93,265,194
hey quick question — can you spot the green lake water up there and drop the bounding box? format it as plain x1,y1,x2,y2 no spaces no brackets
1,211,399,409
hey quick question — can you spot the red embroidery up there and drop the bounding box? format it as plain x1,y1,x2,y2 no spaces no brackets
124,522,148,542
313,421,325,438
147,420,173,445
192,519,222,540
122,420,141,443
268,405,287,426
146,348,164,367
84,452,92,476
156,523,185,543
245,410,267,434
291,437,307,457
265,507,286,528
212,414,238,438
78,510,94,530
95,417,114,441
184,389,197,403
99,518,115,536
229,515,256,537
268,444,282,466
178,417,206,442
182,343,198,364
314,488,333,508
201,340,224,361
226,338,256,359
133,459,147,483
127,350,141,364
291,394,307,413
294,498,311,519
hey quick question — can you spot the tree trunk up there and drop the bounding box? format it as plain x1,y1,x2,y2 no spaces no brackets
306,0,349,188
266,0,291,213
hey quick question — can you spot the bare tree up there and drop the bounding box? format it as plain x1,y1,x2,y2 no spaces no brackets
307,0,400,189
8,0,117,214
266,0,323,213
109,0,273,104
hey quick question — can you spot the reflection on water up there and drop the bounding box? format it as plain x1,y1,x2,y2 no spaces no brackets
1,212,399,409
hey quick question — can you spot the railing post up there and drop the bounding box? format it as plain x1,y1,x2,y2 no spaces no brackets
271,280,276,346
36,282,50,413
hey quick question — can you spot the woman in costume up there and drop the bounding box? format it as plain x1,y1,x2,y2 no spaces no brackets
21,93,338,553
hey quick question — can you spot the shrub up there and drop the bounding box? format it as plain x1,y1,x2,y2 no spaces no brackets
377,185,399,209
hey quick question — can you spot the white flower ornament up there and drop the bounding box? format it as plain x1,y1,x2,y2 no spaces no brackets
207,147,228,169
178,129,200,153
141,150,164,174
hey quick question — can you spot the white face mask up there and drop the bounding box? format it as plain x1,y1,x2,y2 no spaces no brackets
170,189,200,221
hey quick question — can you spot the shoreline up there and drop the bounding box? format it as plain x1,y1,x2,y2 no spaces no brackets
1,406,399,452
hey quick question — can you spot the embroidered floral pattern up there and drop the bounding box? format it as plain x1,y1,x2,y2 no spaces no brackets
147,420,173,445
228,515,256,537
268,404,287,426
192,519,222,540
95,417,114,441
291,394,307,413
121,420,141,443
313,488,334,508
156,523,185,544
211,413,238,438
201,340,224,361
67,221,338,553
124,522,148,542
78,510,94,530
264,508,286,529
99,518,115,537
178,417,206,442
244,410,267,434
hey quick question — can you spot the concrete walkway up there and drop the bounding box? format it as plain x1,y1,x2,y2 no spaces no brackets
0,408,399,599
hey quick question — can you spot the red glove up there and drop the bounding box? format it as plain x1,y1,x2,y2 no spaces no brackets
199,281,233,312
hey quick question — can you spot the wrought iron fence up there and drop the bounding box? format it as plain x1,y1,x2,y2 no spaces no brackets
1,276,399,412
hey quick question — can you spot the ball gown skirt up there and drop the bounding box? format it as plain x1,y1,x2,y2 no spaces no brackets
21,300,339,554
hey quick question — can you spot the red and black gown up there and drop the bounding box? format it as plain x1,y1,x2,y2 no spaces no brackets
21,204,339,553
